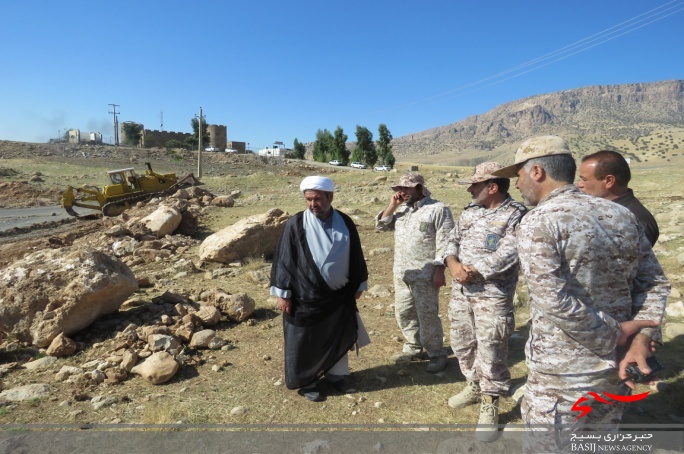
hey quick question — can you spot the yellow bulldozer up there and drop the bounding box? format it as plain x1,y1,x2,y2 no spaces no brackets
61,162,200,217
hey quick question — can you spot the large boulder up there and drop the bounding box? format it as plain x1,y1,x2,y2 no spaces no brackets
199,208,290,263
211,196,235,207
130,351,179,385
140,205,182,237
200,289,255,322
220,293,256,322
0,249,138,347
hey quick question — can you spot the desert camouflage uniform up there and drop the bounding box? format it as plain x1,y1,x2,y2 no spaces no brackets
376,195,454,357
445,195,527,396
521,369,629,453
517,185,669,448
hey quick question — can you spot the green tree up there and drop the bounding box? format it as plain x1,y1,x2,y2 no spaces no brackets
376,123,395,167
121,122,143,147
293,138,306,159
350,148,363,163
312,128,333,162
384,152,396,169
331,126,349,164
191,116,210,148
184,136,197,149
354,125,377,167
165,139,182,149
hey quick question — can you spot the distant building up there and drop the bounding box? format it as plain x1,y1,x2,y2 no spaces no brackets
207,125,227,149
67,129,103,144
118,120,246,151
141,128,192,148
258,141,291,157
227,141,246,153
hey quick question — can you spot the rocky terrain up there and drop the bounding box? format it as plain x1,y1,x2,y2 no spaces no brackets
393,79,684,165
0,111,682,449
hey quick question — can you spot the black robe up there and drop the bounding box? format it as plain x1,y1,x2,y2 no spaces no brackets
270,209,369,389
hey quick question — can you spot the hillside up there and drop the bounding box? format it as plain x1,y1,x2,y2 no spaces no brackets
0,138,682,451
393,79,684,165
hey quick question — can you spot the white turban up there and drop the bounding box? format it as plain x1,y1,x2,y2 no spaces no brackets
300,176,334,193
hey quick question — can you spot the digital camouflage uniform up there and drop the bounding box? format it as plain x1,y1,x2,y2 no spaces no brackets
445,195,527,396
376,195,454,357
517,185,669,448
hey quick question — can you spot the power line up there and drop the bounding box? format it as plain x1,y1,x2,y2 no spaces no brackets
387,0,684,111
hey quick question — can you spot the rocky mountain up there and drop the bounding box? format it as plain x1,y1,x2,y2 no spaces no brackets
393,79,684,165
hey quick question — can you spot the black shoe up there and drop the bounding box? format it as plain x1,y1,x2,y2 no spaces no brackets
298,384,325,402
426,355,448,373
328,378,356,394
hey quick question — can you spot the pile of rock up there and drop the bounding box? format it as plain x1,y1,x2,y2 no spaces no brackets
0,189,289,392
2,287,256,390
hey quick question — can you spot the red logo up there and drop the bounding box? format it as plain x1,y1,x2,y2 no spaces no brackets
571,391,650,420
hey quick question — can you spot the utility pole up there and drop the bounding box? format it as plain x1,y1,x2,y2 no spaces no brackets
160,110,164,131
108,103,120,146
197,107,203,178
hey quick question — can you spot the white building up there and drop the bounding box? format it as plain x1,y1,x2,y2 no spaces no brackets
257,141,291,157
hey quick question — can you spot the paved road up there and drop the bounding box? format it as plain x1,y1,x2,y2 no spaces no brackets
0,205,89,232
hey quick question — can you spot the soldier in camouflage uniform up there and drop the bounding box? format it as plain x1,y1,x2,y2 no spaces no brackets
376,173,455,372
492,135,670,452
443,161,527,442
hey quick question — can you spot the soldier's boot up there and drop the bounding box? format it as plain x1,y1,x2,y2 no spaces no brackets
475,394,500,443
447,380,481,408
426,355,448,373
391,350,427,365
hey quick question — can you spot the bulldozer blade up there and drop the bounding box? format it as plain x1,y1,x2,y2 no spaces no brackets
64,206,80,217
178,173,201,186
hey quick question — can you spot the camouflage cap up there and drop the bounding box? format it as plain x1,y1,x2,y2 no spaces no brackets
492,135,572,178
391,173,430,196
457,162,506,185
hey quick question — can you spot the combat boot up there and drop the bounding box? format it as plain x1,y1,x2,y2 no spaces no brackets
475,394,500,442
391,350,427,365
447,380,480,408
426,355,447,373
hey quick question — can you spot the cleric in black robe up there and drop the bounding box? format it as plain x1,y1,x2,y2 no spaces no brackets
270,176,369,400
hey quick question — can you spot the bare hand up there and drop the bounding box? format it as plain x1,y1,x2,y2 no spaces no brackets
617,320,660,390
381,193,404,219
460,264,478,284
355,291,363,300
389,193,403,209
277,297,292,315
449,261,470,284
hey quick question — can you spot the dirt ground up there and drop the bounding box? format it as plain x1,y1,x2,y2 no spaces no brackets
0,140,682,434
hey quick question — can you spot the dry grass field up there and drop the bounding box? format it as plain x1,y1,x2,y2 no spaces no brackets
0,140,682,433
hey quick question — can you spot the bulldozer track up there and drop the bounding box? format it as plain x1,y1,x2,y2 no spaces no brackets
102,192,162,217
100,175,199,217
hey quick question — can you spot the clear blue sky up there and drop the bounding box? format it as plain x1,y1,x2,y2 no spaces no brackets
1,0,682,150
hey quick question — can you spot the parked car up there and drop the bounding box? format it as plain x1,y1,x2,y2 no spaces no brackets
205,147,220,152
225,148,238,153
329,159,342,166
350,161,367,169
374,165,392,171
